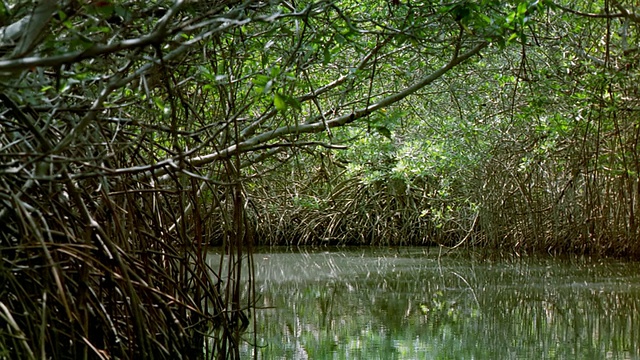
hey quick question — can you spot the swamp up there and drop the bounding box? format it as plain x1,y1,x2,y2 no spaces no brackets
222,248,640,359
2,0,640,359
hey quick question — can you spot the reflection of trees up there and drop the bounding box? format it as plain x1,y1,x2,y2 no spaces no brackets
244,251,640,359
469,260,640,359
246,252,484,357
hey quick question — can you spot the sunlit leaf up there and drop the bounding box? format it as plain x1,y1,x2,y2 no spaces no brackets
264,79,274,94
274,92,287,111
253,74,270,87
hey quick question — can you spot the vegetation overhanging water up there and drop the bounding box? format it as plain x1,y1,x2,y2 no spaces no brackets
4,1,640,358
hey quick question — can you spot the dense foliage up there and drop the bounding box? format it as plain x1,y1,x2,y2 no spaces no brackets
1,0,639,358
251,0,640,256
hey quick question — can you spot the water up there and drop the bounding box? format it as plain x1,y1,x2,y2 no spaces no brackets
211,247,640,359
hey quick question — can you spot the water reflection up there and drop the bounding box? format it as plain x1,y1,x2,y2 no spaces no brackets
210,248,640,359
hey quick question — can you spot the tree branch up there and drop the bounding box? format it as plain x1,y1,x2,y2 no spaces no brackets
551,1,626,19
0,0,184,74
142,40,488,181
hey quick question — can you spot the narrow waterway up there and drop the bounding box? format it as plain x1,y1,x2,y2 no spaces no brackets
210,247,640,359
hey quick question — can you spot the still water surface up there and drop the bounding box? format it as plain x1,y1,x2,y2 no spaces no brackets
215,247,640,359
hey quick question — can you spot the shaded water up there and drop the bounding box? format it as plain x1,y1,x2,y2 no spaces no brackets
211,247,640,359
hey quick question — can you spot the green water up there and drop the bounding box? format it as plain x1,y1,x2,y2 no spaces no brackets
217,247,640,359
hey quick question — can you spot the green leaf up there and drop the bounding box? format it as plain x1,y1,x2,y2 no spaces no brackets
273,93,287,111
375,126,392,139
153,96,165,111
114,5,132,21
323,46,331,65
285,95,302,111
263,80,274,94
93,3,114,17
253,74,270,87
517,2,527,16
